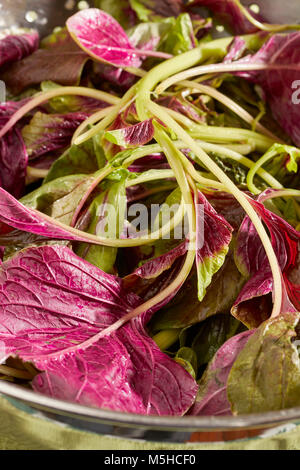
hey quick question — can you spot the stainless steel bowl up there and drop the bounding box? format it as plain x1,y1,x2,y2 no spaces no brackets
0,0,300,443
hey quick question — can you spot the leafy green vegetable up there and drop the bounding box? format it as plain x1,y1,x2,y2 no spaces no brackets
159,13,197,55
175,347,198,378
228,314,300,414
0,28,88,94
75,177,127,272
191,314,244,368
21,173,96,225
21,111,87,160
189,330,254,416
151,255,246,330
40,81,106,114
44,136,106,183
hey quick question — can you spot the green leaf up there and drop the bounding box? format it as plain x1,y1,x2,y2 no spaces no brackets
3,173,97,260
21,111,85,160
44,136,106,183
227,314,300,414
264,143,300,186
160,13,197,55
41,80,100,114
211,154,248,187
75,177,127,273
144,187,184,261
41,81,82,114
175,347,198,377
21,173,95,226
151,255,246,330
127,20,173,50
191,315,244,368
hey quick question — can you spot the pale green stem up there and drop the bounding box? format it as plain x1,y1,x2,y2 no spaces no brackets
152,329,181,350
122,140,282,190
71,105,117,144
126,170,175,187
233,0,300,32
177,80,282,142
124,66,146,77
163,107,275,152
26,167,49,180
261,189,300,201
247,150,279,195
73,85,138,146
190,141,283,191
28,195,186,248
156,63,298,96
0,87,120,140
146,100,283,318
189,128,274,153
208,143,255,155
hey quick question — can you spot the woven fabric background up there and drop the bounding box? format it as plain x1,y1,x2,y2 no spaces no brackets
0,396,300,450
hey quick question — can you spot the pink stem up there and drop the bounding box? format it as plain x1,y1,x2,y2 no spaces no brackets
133,48,173,60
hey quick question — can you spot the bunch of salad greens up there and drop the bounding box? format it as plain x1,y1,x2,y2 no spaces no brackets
0,0,299,417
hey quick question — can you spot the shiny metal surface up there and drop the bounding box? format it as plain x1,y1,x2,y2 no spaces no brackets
0,0,300,441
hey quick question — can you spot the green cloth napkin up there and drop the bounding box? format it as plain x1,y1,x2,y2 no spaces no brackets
0,395,300,450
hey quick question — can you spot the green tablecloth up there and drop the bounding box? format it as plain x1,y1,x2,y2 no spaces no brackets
0,395,300,450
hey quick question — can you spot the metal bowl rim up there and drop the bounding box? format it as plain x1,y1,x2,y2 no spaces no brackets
1,380,300,431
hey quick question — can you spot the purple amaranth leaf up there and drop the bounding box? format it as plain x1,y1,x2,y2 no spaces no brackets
90,12,169,90
127,153,169,173
0,29,88,95
124,241,187,302
227,33,300,146
0,245,198,415
232,190,300,328
0,102,28,198
126,241,188,282
0,29,39,68
66,9,142,69
195,191,233,301
104,119,155,148
187,0,262,34
93,62,136,90
224,37,247,63
0,186,111,245
124,242,188,325
21,112,88,160
94,0,137,29
189,330,254,416
204,191,245,232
